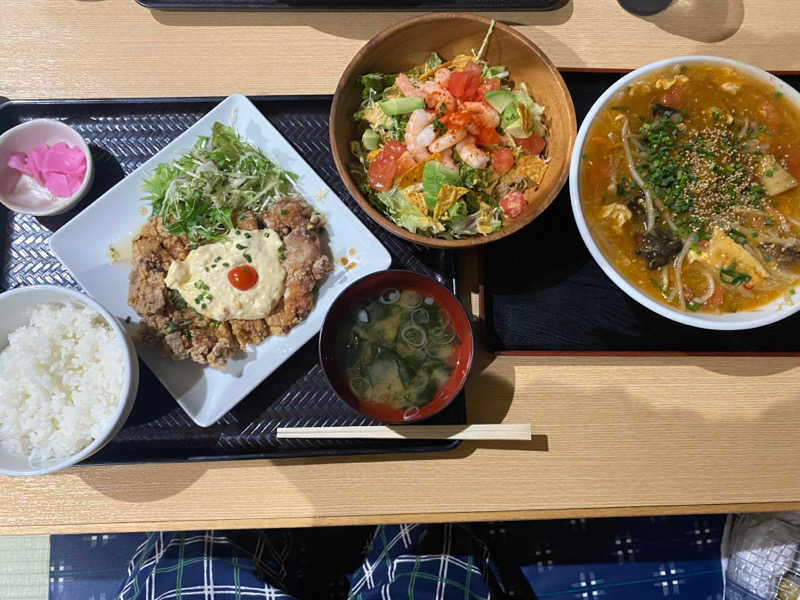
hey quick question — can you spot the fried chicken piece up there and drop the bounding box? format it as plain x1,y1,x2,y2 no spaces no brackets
128,217,239,369
264,199,333,334
229,318,271,348
128,267,166,316
233,210,259,231
261,197,322,235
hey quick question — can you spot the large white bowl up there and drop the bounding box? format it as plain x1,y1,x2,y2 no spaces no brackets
0,286,138,476
570,55,800,330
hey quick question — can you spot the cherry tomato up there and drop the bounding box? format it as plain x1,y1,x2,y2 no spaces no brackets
514,135,546,156
657,85,686,109
758,100,784,127
477,126,501,147
500,190,526,219
491,147,514,175
448,61,482,100
228,265,259,291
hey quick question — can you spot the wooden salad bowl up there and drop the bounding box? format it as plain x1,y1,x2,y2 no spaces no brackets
330,12,577,249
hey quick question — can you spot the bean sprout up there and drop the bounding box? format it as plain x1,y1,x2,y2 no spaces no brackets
622,118,656,231
693,270,716,304
673,234,697,309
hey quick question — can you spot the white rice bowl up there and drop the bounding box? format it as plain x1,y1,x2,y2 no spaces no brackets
0,301,125,464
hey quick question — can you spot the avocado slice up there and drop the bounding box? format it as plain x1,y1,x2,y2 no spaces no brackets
484,90,516,114
500,86,545,139
361,129,380,151
422,161,461,211
379,97,425,116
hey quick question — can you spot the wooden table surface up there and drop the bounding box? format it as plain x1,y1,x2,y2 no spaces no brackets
2,0,800,535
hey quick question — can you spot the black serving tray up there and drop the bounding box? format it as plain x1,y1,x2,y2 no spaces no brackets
0,95,465,463
137,0,566,10
483,71,800,354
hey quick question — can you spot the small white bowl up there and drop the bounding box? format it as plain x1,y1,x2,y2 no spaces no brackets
570,55,800,331
0,286,138,476
0,119,95,216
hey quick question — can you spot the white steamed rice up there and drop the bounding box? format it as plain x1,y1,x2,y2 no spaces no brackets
0,301,125,464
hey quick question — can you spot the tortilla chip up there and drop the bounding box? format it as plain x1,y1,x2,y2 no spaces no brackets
449,54,474,72
476,202,495,235
403,189,429,216
366,149,382,164
397,152,441,188
419,54,474,81
433,184,469,222
505,154,548,189
518,103,531,137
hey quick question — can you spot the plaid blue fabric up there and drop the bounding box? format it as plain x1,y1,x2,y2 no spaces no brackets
346,523,496,600
114,525,496,600
116,531,295,599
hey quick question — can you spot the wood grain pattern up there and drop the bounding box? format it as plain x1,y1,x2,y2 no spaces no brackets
2,0,800,101
3,0,800,535
2,354,800,535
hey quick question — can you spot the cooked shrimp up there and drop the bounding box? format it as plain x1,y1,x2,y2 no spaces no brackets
406,109,434,161
395,73,425,98
456,136,489,169
421,80,455,111
429,128,468,153
461,101,500,134
433,67,452,87
416,124,437,148
440,148,456,170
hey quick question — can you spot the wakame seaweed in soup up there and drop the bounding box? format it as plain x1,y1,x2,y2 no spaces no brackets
342,290,458,410
580,63,800,314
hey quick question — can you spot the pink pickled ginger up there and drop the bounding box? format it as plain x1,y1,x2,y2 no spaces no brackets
7,142,87,197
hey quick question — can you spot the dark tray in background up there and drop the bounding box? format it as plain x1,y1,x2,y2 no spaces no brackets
137,0,566,10
0,96,465,463
483,71,800,354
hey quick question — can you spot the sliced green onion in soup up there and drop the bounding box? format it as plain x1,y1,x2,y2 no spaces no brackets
379,289,401,304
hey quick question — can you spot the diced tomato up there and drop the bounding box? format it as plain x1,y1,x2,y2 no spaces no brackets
590,157,612,181
476,127,501,147
396,151,416,175
368,157,396,191
514,134,546,156
759,100,784,127
382,139,406,160
784,147,800,180
448,61,482,101
657,85,686,109
368,141,406,191
491,147,514,175
500,190,526,219
706,284,724,308
477,78,501,95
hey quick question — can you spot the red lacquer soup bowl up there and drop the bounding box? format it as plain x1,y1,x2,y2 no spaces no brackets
319,270,474,424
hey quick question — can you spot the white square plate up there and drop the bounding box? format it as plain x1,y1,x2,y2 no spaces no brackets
51,94,391,426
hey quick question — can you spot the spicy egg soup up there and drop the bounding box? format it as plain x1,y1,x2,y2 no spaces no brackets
580,63,800,314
